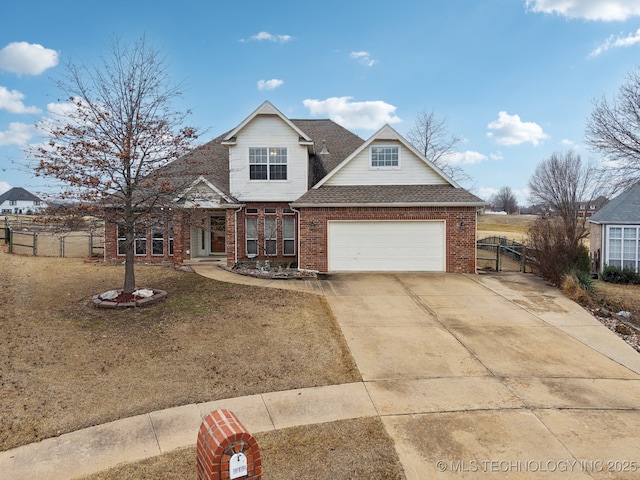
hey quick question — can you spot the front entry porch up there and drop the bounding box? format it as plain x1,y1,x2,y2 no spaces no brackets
189,210,227,259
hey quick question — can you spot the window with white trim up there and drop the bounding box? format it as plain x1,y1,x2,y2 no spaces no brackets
370,146,399,168
264,216,277,256
283,215,295,256
246,216,258,256
117,225,126,255
249,147,287,180
135,225,147,255
168,221,174,256
151,222,164,256
607,226,640,271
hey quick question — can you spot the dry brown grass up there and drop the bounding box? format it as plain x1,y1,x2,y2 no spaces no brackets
0,248,360,452
78,418,405,480
477,213,536,242
592,281,640,320
560,274,592,305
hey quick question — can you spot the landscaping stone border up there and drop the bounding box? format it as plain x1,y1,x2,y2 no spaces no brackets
92,289,168,308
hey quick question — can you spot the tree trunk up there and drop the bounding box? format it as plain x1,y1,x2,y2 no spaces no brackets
124,228,136,293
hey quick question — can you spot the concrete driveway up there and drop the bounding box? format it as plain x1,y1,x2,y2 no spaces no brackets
5,266,637,479
321,272,640,479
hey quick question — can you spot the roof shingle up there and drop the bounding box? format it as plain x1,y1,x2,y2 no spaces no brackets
291,184,487,207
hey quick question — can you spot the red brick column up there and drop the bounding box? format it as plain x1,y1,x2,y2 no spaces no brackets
197,409,262,480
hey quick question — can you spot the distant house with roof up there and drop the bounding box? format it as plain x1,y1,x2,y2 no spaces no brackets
0,187,48,215
589,184,640,273
577,196,609,217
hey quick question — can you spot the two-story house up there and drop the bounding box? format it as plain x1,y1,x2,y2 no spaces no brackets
0,187,47,214
103,101,486,273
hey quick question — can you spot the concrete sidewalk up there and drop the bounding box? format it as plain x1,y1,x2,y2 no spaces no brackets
2,265,640,479
0,383,375,480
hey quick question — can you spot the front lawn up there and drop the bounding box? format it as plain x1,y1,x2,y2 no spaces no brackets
0,249,360,451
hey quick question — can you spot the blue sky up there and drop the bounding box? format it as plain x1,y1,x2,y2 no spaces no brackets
2,0,640,206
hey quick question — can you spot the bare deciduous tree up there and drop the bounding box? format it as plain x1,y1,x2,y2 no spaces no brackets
31,35,198,293
586,66,640,191
527,151,602,283
490,186,519,214
406,109,469,182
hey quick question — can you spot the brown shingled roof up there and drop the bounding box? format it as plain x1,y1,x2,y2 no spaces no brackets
290,119,365,186
291,184,487,207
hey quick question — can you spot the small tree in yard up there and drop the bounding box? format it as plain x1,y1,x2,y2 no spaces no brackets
31,35,197,293
526,151,602,285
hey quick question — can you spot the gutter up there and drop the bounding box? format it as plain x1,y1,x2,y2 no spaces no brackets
289,201,489,208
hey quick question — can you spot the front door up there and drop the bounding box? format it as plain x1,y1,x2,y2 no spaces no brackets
210,215,226,254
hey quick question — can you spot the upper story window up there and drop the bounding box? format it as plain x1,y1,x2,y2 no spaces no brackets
249,147,287,180
370,146,399,168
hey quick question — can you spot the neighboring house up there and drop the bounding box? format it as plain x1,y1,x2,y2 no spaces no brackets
589,184,640,273
104,101,486,273
577,196,608,217
0,187,47,215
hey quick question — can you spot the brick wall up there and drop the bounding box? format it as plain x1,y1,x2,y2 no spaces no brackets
103,211,190,265
227,203,297,267
197,409,261,480
297,206,478,273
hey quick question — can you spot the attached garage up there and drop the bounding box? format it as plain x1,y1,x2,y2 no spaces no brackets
327,220,445,272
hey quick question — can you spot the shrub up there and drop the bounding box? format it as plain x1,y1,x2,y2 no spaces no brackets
525,216,590,286
569,268,594,293
601,264,640,284
572,244,591,276
561,272,592,305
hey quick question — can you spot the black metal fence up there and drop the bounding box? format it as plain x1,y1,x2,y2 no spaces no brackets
477,236,530,272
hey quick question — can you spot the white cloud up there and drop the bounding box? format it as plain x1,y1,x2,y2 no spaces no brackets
242,31,293,43
0,122,36,146
589,28,640,57
487,111,549,146
0,42,59,75
477,187,499,201
561,138,580,149
302,97,401,130
0,86,41,114
525,0,640,21
445,150,488,165
257,79,284,91
350,51,376,67
0,181,11,194
490,151,504,161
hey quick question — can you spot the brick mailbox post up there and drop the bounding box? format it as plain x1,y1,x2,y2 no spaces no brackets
197,409,262,480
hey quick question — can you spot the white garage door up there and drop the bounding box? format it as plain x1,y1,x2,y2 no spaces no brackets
328,220,445,272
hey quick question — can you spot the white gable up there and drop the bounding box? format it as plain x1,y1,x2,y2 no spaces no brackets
176,176,231,208
228,115,310,201
318,124,456,188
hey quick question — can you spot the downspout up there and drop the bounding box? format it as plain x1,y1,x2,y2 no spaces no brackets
234,206,243,265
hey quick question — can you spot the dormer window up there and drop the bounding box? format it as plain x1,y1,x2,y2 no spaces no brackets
371,146,399,169
249,147,287,180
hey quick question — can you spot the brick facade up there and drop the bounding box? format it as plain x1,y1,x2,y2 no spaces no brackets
197,409,261,480
104,206,478,273
103,210,190,265
297,206,478,273
226,203,298,267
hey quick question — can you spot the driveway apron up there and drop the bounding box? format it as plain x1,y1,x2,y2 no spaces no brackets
321,272,640,480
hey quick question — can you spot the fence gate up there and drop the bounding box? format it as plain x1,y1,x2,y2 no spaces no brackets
477,236,529,272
